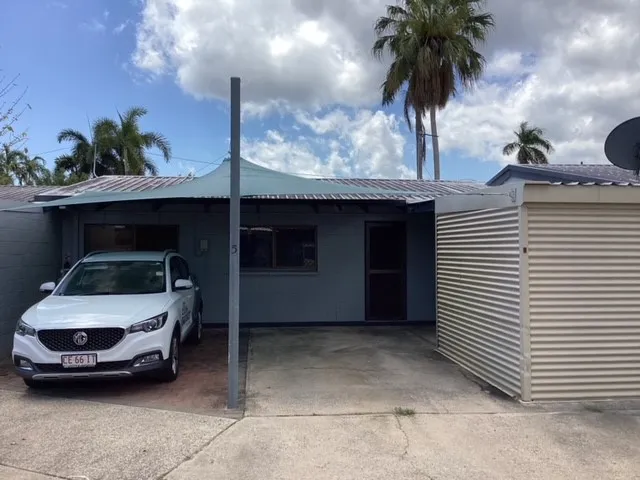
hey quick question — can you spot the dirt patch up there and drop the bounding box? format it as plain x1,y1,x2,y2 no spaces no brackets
0,329,249,415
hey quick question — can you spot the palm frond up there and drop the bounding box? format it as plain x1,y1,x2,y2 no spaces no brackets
122,106,148,125
502,142,519,156
141,132,171,162
57,129,89,145
516,147,532,165
530,147,549,164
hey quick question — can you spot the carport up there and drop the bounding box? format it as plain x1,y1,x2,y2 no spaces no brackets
6,156,472,408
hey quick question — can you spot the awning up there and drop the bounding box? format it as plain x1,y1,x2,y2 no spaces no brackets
3,158,429,211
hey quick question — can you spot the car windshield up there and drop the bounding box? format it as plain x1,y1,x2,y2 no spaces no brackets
57,261,166,296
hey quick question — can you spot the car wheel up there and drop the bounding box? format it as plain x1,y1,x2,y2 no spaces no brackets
186,309,203,345
158,329,180,382
23,378,47,389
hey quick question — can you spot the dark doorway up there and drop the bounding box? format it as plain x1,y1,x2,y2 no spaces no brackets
365,222,407,321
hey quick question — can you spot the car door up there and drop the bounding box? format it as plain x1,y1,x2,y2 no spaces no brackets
176,256,195,334
169,256,193,336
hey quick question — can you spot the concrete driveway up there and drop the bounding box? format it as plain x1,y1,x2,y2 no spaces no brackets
245,326,516,416
1,326,639,479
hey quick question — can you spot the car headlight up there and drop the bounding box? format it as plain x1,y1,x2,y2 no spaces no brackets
15,319,36,337
129,313,168,334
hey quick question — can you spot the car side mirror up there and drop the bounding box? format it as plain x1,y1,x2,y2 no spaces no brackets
174,279,193,290
40,282,56,293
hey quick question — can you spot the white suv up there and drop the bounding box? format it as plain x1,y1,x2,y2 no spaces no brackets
13,250,203,388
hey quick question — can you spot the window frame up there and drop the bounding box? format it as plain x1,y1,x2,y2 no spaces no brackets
240,225,318,272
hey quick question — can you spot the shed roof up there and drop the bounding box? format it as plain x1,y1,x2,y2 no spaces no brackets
6,158,483,210
435,180,640,215
487,163,640,186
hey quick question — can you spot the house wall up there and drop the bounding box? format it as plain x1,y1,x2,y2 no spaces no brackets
527,203,640,400
61,203,436,325
0,204,62,358
436,207,522,397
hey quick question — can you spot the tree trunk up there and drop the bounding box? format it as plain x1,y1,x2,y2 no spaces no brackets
415,110,423,180
430,107,440,180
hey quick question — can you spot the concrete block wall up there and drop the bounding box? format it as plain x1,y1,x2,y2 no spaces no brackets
0,206,62,358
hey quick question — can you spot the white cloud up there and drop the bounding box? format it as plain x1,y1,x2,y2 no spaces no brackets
113,20,132,35
80,18,106,33
132,0,640,170
133,0,387,108
103,9,110,20
242,109,413,179
438,0,640,165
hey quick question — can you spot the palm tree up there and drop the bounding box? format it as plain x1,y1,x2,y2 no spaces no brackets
55,107,171,180
503,122,554,165
55,128,119,178
373,0,494,179
94,107,171,175
0,145,47,185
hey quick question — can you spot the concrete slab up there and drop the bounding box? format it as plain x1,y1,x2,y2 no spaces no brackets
0,466,60,480
0,390,235,480
246,326,517,416
168,412,640,480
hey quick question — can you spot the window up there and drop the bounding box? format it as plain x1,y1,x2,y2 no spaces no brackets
57,261,166,296
177,257,190,279
84,225,179,254
240,226,316,271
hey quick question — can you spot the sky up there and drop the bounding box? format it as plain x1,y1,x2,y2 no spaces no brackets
2,0,639,183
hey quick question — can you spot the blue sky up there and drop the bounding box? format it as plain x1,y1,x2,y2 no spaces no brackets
3,1,232,177
3,0,633,182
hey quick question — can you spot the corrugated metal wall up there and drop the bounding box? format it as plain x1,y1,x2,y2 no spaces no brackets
436,208,522,396
527,204,640,400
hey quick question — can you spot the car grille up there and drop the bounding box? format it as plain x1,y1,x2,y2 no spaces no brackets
37,328,126,352
33,361,130,373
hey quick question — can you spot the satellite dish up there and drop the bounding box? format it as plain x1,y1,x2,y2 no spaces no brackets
604,116,640,174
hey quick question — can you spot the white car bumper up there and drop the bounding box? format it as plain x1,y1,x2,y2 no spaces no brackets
12,328,172,380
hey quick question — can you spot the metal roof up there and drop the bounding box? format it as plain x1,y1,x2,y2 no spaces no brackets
487,163,640,186
531,164,640,183
4,158,483,209
546,181,640,186
35,169,481,200
41,175,190,197
0,186,55,203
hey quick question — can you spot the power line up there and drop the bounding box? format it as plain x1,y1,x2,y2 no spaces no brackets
32,147,69,156
147,151,225,165
192,153,228,175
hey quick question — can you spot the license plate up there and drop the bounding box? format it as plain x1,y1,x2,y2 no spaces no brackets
61,354,97,368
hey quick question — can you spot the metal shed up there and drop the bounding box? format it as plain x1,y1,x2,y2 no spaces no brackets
434,181,640,401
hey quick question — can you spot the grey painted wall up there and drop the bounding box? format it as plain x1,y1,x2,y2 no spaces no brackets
61,203,436,325
0,204,62,358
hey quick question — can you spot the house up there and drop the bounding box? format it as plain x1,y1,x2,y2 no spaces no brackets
0,158,482,358
433,180,640,401
6,159,639,402
487,163,640,186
